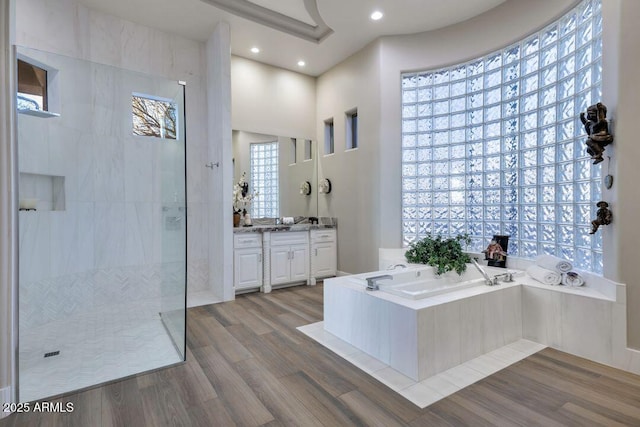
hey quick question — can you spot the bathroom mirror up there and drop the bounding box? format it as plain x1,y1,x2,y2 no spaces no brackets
232,130,318,219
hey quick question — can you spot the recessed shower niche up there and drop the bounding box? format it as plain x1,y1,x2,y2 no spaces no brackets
18,172,65,211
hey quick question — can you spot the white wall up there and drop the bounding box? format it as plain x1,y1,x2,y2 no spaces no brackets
279,136,318,218
231,55,316,139
316,42,382,274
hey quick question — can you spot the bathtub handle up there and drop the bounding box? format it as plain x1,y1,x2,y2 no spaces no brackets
365,274,393,291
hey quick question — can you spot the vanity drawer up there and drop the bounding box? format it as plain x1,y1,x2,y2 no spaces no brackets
234,233,262,249
270,231,308,246
311,229,335,243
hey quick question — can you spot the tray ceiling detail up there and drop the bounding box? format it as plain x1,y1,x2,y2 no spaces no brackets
200,0,333,43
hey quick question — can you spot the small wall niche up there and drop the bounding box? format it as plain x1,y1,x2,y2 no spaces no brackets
19,173,66,211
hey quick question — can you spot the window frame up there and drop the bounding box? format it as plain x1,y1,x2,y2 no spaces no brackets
131,92,178,140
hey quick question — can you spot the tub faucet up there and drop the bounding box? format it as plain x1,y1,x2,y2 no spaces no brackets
493,272,514,283
365,274,393,291
387,263,407,270
471,258,496,286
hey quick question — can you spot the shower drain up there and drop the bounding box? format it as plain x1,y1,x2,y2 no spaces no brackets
44,351,60,358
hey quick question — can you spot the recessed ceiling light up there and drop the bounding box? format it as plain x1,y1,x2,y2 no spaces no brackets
297,60,306,67
250,47,260,54
370,10,383,21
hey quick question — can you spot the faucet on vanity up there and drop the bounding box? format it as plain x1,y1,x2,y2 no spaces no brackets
470,257,514,286
365,274,393,291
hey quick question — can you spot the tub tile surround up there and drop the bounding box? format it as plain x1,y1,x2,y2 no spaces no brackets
324,274,524,381
314,250,637,408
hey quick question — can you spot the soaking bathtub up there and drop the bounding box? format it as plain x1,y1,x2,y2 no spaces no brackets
324,263,524,381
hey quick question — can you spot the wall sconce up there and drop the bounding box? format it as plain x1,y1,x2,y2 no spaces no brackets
319,178,332,194
299,181,311,196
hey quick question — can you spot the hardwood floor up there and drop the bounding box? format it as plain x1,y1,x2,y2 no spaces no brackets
3,282,640,426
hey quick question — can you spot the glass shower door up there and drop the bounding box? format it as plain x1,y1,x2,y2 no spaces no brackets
158,83,187,359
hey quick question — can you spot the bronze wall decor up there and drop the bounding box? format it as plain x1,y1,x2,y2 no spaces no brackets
580,102,613,165
590,201,612,234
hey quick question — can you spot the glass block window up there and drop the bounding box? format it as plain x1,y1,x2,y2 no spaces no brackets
401,0,603,273
132,93,177,140
250,142,279,218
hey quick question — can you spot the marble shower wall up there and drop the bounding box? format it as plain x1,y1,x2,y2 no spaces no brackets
15,0,213,311
17,48,186,329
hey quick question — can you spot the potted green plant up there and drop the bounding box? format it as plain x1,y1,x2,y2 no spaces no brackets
404,233,472,275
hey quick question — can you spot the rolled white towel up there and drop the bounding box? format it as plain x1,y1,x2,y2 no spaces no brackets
282,217,294,225
527,265,562,286
535,254,573,273
562,271,585,287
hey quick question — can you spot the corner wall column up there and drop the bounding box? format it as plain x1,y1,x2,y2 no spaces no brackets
206,22,234,301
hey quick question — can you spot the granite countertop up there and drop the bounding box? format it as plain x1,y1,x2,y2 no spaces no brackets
233,223,336,233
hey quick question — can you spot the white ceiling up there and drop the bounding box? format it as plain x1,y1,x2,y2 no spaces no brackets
76,0,507,76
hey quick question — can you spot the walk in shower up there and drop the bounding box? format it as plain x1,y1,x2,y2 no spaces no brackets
17,46,187,401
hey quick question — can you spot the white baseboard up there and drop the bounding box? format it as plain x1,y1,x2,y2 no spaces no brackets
0,386,12,418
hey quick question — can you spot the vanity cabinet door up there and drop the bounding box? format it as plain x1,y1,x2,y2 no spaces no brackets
311,229,337,279
313,242,337,278
234,248,262,290
290,244,309,282
270,246,292,285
